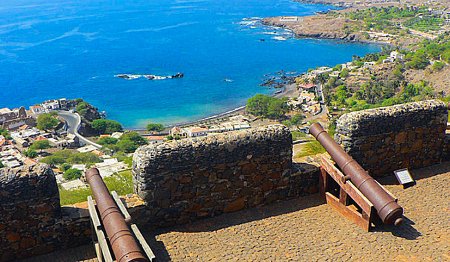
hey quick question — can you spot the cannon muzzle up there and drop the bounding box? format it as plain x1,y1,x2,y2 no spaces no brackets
86,168,148,262
309,123,403,226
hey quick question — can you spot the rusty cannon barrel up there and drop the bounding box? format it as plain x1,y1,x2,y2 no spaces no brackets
309,123,404,226
86,168,148,262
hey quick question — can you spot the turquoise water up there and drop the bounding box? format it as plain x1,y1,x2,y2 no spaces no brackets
0,0,380,127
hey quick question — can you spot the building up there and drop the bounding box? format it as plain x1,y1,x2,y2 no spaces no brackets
29,105,45,116
147,135,165,144
183,127,209,137
390,51,405,61
0,107,32,130
41,100,60,111
170,127,187,138
279,16,298,22
299,83,316,91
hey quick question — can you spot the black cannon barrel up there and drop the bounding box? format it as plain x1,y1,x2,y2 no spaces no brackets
86,168,148,262
309,123,403,226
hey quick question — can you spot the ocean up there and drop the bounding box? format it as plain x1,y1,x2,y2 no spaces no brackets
0,0,380,128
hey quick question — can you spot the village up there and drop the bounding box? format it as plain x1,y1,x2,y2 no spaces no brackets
0,99,130,192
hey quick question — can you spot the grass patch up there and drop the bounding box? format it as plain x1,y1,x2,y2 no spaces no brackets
295,141,326,158
59,169,133,205
291,131,309,141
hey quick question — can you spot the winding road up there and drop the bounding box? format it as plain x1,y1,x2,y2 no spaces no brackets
57,110,102,149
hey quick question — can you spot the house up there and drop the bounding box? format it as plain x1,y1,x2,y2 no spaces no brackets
77,145,97,153
299,83,316,91
29,105,45,116
147,135,165,144
170,127,187,138
383,57,394,64
329,71,340,78
363,62,376,69
279,16,298,22
390,51,405,61
41,100,60,111
111,132,123,139
183,127,209,137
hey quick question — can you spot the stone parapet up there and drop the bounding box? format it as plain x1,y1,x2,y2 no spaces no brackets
335,100,448,177
133,125,319,228
0,165,90,262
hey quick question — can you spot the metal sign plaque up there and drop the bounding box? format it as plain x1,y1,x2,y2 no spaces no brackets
394,168,415,188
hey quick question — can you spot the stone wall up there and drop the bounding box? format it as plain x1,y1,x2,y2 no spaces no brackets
335,100,448,177
0,165,91,262
133,125,319,228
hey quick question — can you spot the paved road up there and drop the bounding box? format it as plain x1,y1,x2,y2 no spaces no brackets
58,111,102,149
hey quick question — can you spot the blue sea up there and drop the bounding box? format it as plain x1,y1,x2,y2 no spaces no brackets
0,0,380,128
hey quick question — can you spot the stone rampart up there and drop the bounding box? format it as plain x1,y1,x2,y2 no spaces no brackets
335,100,448,177
133,125,319,228
0,165,90,262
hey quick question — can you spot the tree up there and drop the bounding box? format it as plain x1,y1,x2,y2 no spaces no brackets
116,139,139,153
146,123,165,133
115,132,148,153
98,137,118,145
246,94,289,119
30,140,51,151
37,113,59,130
63,168,82,180
120,132,147,146
91,119,123,134
0,161,3,168
23,149,38,158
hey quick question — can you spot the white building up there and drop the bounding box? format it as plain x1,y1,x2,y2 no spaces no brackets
183,127,209,137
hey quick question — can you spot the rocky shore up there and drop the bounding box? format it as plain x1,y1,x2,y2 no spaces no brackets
262,15,366,42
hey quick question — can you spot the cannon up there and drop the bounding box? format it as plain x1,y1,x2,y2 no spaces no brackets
309,123,404,226
86,168,148,262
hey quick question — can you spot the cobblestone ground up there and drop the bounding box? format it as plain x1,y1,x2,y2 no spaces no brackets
147,162,450,262
20,162,449,262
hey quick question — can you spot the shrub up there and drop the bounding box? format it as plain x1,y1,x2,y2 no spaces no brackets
63,168,83,180
92,119,123,134
23,149,38,158
60,163,72,172
30,140,51,150
432,61,445,71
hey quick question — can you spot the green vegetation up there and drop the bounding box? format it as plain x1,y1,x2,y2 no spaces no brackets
92,119,123,134
41,150,102,166
283,113,305,129
98,136,119,145
342,6,442,34
246,94,289,119
60,163,72,172
295,141,326,158
36,113,59,130
404,16,444,32
59,170,133,205
75,101,90,117
30,140,51,151
291,131,309,141
432,61,445,71
0,128,11,140
63,168,83,180
100,131,148,154
23,149,38,158
146,123,165,132
0,161,3,168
